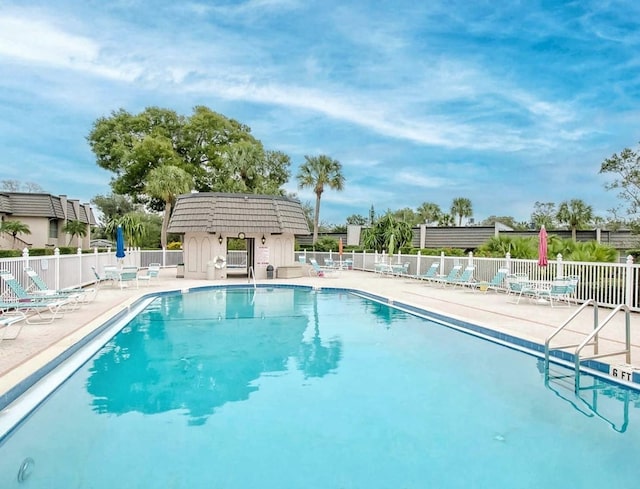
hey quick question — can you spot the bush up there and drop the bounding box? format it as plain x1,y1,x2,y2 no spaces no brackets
167,241,182,250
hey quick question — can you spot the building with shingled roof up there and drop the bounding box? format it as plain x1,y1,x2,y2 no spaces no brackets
0,192,97,249
168,192,310,279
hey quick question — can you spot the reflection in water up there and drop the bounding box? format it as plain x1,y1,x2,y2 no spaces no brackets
86,289,343,424
537,358,639,432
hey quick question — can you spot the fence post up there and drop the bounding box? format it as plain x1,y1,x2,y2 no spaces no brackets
416,250,421,276
625,255,634,307
440,251,445,273
22,248,29,272
54,248,60,291
468,251,474,267
556,254,563,279
77,247,83,286
505,252,511,272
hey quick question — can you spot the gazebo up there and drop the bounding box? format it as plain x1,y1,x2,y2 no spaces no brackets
167,192,310,279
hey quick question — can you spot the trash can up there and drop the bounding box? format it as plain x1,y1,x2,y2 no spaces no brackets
266,264,274,279
207,261,216,280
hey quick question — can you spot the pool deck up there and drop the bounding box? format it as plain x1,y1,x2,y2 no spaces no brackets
1,267,640,398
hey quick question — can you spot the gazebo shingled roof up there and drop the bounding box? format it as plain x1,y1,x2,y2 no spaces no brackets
167,192,310,235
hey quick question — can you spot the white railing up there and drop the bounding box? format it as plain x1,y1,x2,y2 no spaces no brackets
295,250,640,311
0,248,183,299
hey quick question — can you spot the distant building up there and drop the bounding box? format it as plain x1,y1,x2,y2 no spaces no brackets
0,192,97,249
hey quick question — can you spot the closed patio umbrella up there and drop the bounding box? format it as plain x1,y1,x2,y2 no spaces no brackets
116,225,126,261
538,225,548,267
338,237,343,258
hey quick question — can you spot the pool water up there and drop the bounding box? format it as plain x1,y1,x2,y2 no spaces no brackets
0,286,639,488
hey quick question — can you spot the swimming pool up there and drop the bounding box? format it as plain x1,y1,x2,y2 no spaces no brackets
0,286,639,488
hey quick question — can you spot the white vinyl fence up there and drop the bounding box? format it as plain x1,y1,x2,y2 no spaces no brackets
0,248,183,297
296,250,640,311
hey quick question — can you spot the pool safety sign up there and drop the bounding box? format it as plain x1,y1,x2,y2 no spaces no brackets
257,246,270,267
609,365,633,382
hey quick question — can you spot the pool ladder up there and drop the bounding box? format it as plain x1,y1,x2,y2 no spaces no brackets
248,266,256,289
544,300,632,393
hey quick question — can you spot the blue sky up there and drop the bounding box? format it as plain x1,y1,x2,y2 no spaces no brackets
1,0,639,226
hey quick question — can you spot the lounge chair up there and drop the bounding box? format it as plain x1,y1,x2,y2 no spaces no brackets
430,265,462,287
138,263,161,286
0,269,80,311
0,311,27,342
309,259,340,278
447,265,475,288
24,267,96,303
0,297,70,324
413,262,439,282
471,268,509,293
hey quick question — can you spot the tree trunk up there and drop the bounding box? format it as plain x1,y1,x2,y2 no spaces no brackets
161,202,172,248
313,192,322,243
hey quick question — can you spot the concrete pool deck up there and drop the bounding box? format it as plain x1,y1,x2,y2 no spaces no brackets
1,267,639,398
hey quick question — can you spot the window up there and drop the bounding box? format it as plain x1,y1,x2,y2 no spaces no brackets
49,219,58,239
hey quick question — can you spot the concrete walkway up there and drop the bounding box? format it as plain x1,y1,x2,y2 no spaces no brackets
1,267,639,397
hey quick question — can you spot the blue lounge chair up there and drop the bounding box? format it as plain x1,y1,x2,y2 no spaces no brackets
138,263,161,286
309,259,340,278
447,265,475,288
431,265,462,287
24,267,96,303
0,311,27,342
118,266,139,289
0,269,80,311
414,262,439,282
534,278,574,307
471,268,509,293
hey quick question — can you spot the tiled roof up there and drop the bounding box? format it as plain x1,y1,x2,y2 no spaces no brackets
0,192,96,224
168,192,310,235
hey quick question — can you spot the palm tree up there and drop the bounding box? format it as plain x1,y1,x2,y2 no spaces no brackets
450,197,473,226
0,220,31,248
106,213,147,248
62,219,88,246
145,165,194,248
296,155,345,243
417,202,442,225
556,199,594,241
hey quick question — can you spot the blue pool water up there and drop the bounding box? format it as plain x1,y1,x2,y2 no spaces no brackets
0,286,639,488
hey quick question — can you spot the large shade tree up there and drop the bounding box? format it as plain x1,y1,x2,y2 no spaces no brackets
556,199,594,241
296,155,345,243
87,106,289,208
144,165,194,248
450,197,473,226
600,145,640,219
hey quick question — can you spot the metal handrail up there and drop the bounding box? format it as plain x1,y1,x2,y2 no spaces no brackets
248,266,256,289
574,304,631,391
544,299,598,371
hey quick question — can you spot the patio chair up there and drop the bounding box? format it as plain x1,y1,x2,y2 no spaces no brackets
138,263,161,286
24,267,97,303
0,269,81,311
309,259,340,278
506,275,538,304
534,278,574,307
118,266,140,289
471,268,509,293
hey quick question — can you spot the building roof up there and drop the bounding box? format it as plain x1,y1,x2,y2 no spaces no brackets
0,192,97,225
168,192,310,235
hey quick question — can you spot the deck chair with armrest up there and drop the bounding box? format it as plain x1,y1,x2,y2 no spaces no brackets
24,267,97,304
0,296,70,324
118,266,140,289
138,263,161,286
0,311,27,342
